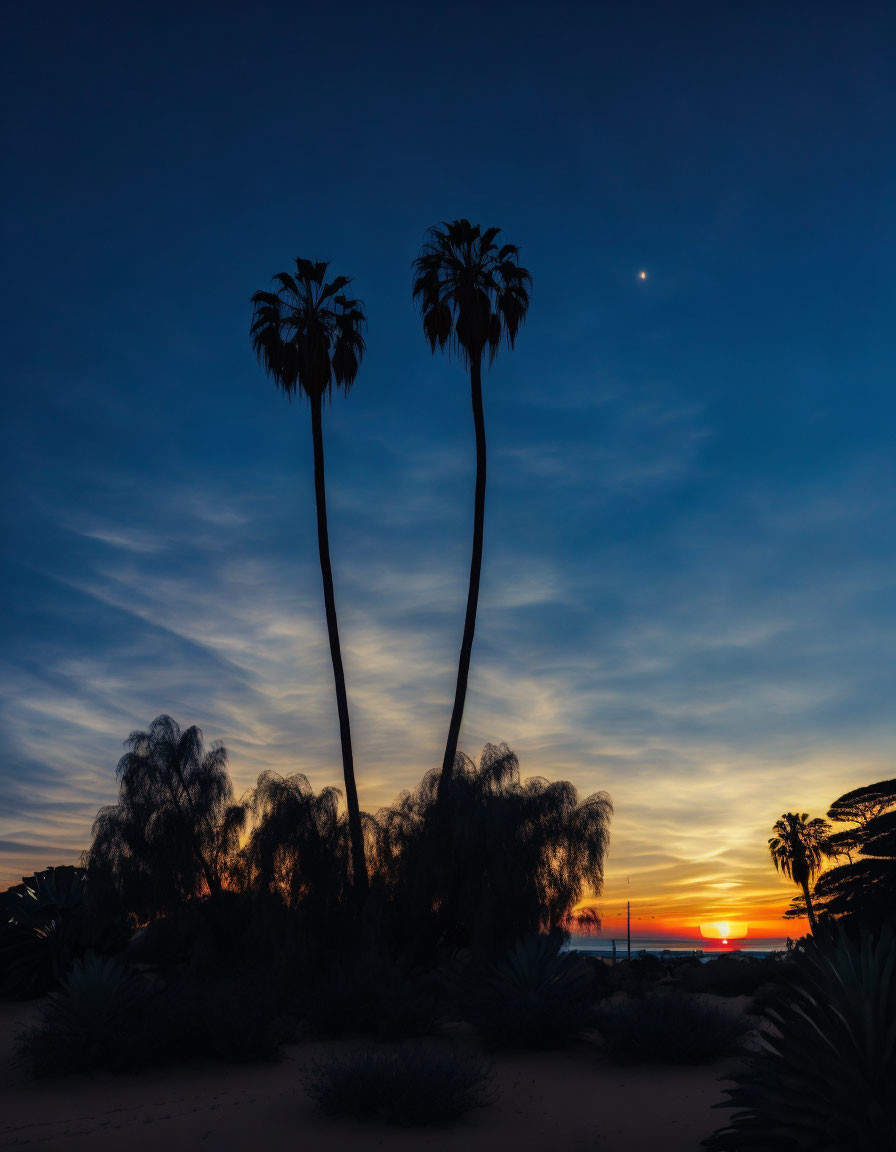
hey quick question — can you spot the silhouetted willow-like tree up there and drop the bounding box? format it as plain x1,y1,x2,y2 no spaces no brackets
371,743,612,959
768,811,829,932
239,771,352,916
84,715,245,922
250,260,368,895
412,222,531,800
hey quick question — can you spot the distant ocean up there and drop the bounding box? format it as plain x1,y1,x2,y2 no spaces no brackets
563,934,790,959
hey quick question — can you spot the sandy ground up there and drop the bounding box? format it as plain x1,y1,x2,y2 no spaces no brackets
0,998,743,1152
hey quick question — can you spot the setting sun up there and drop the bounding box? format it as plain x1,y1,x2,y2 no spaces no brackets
699,921,748,940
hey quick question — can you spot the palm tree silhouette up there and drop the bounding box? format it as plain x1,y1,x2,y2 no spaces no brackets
250,260,368,894
412,220,531,799
768,811,829,931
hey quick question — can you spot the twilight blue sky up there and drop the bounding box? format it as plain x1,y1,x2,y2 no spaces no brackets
2,1,895,932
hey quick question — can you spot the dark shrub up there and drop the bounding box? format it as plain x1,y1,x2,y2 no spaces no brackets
16,955,285,1076
15,954,165,1075
680,953,783,998
304,1041,493,1126
703,923,896,1150
171,970,283,1062
597,993,748,1063
297,951,439,1040
474,934,594,1048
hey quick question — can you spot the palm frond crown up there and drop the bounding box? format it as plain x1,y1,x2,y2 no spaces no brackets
412,219,531,367
768,812,829,887
250,258,366,400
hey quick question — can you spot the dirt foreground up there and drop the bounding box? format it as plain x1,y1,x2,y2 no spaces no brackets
0,999,739,1152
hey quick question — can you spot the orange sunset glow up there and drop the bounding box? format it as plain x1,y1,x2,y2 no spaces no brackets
699,920,748,940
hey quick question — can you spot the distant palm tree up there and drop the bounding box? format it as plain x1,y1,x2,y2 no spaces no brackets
768,811,829,931
250,259,368,895
412,220,531,800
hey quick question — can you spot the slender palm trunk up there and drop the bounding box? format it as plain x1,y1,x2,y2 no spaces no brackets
310,394,368,894
800,877,818,931
438,354,486,802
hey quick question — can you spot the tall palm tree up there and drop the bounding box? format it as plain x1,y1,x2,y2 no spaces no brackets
250,259,368,894
412,220,531,801
768,811,829,931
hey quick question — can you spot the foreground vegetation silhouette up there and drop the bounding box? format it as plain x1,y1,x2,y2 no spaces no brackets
3,714,613,993
703,922,896,1150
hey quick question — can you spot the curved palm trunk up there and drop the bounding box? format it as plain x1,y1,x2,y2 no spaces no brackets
438,355,486,802
310,394,368,895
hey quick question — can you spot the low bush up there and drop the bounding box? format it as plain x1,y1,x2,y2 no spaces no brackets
596,992,748,1064
173,971,283,1062
16,956,285,1076
297,955,439,1040
473,934,594,1048
304,1041,493,1126
15,954,165,1075
679,953,787,998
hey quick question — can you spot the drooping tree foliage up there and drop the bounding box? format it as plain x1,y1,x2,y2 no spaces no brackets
412,222,531,801
237,769,355,931
250,259,368,895
371,743,612,961
83,715,246,923
767,812,829,931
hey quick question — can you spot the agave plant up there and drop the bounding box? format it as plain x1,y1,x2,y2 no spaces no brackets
703,922,896,1150
476,933,593,1047
16,953,162,1075
1,866,128,998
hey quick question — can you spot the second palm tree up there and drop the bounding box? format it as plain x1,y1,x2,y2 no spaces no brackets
413,220,531,801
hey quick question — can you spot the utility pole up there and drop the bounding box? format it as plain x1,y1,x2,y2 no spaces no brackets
627,900,631,960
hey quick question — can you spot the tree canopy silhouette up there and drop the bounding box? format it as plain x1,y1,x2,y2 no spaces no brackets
250,259,368,895
812,778,896,928
239,770,351,917
371,742,611,959
84,715,245,923
768,811,829,932
412,221,531,800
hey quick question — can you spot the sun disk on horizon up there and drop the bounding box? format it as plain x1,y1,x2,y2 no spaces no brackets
638,270,647,280
699,920,748,940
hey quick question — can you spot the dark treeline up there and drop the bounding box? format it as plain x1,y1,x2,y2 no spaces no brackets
1,713,612,1003
768,777,896,934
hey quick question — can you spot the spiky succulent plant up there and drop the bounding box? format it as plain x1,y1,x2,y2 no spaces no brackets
703,922,896,1151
